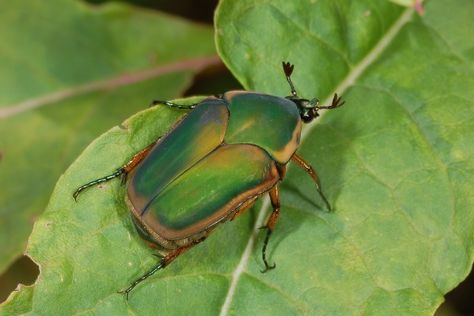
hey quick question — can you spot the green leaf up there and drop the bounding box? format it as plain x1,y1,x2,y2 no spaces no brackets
0,0,216,273
2,0,474,315
216,0,474,314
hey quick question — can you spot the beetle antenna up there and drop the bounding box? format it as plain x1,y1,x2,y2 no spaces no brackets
282,61,298,97
316,93,345,110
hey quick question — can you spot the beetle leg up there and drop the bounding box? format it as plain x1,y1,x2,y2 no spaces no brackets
291,153,332,211
72,142,156,200
122,142,157,174
230,198,256,221
260,186,280,273
151,100,198,110
118,238,204,300
118,257,165,300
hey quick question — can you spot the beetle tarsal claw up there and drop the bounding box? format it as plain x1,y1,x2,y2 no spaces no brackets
117,288,131,301
316,189,332,212
118,282,137,300
261,262,276,274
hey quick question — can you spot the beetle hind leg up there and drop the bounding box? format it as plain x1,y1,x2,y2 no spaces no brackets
118,238,205,300
260,186,281,273
118,257,165,300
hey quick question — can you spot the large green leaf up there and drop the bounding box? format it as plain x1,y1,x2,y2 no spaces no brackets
1,0,474,314
216,0,474,314
0,0,217,273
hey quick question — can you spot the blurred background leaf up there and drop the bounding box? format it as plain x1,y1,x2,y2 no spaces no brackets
0,0,220,282
1,0,474,315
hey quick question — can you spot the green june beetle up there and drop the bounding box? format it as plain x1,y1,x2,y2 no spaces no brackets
73,62,345,298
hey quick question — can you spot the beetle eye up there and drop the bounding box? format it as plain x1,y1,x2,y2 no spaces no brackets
301,111,313,123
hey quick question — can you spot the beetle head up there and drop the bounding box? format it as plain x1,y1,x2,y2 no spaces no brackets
282,61,344,123
286,96,321,123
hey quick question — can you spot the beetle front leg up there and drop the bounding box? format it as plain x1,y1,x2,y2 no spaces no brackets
151,100,199,110
72,142,156,200
151,94,226,110
260,186,280,273
291,153,332,211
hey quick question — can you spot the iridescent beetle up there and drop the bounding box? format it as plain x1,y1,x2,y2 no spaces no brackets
74,62,344,298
